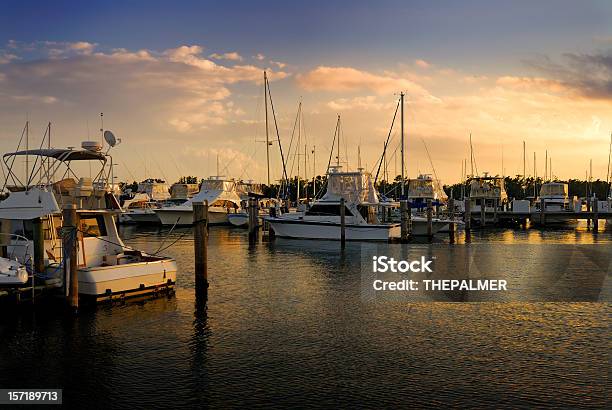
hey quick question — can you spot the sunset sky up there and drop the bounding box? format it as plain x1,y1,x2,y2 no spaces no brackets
0,0,611,185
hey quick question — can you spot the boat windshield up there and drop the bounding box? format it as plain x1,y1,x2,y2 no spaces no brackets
540,183,568,197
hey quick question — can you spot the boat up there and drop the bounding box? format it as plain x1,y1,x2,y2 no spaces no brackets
170,182,200,201
265,166,404,241
0,130,177,302
407,174,448,211
532,182,578,224
466,173,508,225
154,176,242,226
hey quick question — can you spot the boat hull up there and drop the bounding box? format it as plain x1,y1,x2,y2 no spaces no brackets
155,208,232,225
267,218,400,241
78,258,177,299
126,211,161,225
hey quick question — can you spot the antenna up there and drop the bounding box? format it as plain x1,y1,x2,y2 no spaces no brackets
100,112,104,141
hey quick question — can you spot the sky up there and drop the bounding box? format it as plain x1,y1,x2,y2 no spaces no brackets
0,0,611,185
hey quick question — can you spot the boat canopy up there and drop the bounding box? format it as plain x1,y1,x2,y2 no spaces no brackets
539,182,568,197
322,169,379,204
4,148,107,162
187,178,242,206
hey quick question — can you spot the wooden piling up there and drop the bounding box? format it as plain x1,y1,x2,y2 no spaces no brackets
193,201,209,290
540,198,545,226
400,200,408,242
0,219,10,258
340,197,346,248
426,199,433,239
586,198,591,229
464,199,471,230
593,197,599,232
448,198,455,243
248,197,258,243
480,201,486,227
63,205,79,311
32,217,45,275
493,199,498,224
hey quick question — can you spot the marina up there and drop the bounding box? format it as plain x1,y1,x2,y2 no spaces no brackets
0,1,610,407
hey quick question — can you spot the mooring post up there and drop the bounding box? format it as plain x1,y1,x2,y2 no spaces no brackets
480,200,486,227
32,217,45,275
248,197,257,243
63,205,79,311
268,205,276,240
426,199,433,239
593,196,599,232
400,200,408,243
585,197,591,228
539,197,545,226
193,201,209,292
493,198,498,224
0,219,11,258
448,198,455,243
340,197,346,248
464,199,471,229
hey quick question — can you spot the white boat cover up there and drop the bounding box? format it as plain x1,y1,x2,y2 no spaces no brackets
0,187,61,219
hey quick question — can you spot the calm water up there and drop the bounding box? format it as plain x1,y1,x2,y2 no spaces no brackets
0,223,609,408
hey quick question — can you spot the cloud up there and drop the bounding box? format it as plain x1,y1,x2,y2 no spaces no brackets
296,66,435,99
525,51,612,99
253,53,265,61
270,60,286,69
326,95,393,111
0,42,288,134
0,53,18,64
209,51,243,61
414,59,430,68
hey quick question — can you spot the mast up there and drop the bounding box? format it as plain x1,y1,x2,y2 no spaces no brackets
400,92,405,198
607,132,612,196
264,71,270,186
312,145,316,198
533,152,537,197
297,101,301,201
336,115,341,166
216,154,219,177
25,120,29,191
545,150,548,182
469,132,474,176
304,143,307,199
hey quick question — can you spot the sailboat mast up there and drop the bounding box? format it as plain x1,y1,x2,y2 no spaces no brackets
25,120,29,190
469,132,474,176
312,145,316,198
400,92,405,198
545,150,548,181
264,71,270,186
533,152,537,197
297,101,301,201
336,115,341,167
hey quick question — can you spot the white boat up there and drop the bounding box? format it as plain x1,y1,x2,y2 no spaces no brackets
266,167,403,241
532,182,578,224
467,173,508,224
155,177,242,226
0,134,177,302
407,174,447,210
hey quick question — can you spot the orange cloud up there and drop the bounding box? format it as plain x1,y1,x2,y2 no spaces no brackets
296,66,434,99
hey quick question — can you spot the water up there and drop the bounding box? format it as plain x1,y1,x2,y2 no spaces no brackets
0,223,609,408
